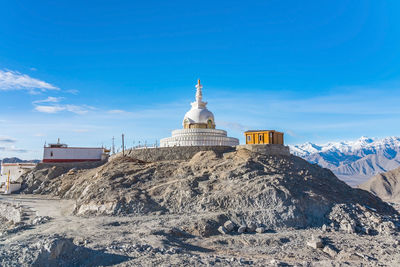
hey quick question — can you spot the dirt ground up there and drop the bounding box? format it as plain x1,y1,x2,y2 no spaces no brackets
1,194,400,266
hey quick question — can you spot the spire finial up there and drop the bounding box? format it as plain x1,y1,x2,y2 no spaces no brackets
195,79,203,103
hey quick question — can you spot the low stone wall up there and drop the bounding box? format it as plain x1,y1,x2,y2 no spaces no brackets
34,160,107,171
236,144,290,156
0,202,22,223
112,146,236,162
111,144,290,162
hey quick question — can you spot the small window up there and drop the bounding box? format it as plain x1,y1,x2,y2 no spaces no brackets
259,135,263,141
247,135,251,141
50,151,54,157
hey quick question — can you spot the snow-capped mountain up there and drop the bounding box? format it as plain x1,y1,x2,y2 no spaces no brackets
290,136,400,186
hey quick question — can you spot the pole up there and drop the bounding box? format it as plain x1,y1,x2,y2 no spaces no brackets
122,134,125,156
112,136,115,154
6,170,10,193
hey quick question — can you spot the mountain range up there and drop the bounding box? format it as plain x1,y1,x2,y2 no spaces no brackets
290,136,400,186
0,157,40,164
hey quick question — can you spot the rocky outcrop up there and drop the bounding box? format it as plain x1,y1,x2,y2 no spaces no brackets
0,202,22,224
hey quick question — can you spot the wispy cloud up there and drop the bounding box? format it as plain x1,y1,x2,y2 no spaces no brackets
0,136,16,143
0,146,28,153
34,104,92,115
0,70,58,93
66,89,79,95
33,96,64,104
218,121,250,132
108,109,129,114
33,96,94,115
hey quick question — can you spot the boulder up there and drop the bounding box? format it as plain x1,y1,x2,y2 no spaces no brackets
307,235,323,249
247,222,257,232
238,225,246,234
223,220,235,232
323,245,338,258
256,227,265,233
218,226,228,235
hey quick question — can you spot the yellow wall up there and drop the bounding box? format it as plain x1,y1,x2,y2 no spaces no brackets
244,131,284,145
184,123,216,129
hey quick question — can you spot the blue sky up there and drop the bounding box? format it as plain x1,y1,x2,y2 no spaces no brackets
1,0,400,159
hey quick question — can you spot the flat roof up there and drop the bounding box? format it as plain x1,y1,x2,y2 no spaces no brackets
1,163,37,166
44,147,105,150
244,130,283,133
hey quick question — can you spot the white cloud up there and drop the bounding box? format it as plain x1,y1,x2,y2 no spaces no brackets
34,104,91,115
34,105,65,114
33,96,94,115
0,70,58,93
108,109,128,114
66,89,79,95
33,96,64,104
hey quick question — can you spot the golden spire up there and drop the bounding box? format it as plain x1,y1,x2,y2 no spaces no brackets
195,79,203,105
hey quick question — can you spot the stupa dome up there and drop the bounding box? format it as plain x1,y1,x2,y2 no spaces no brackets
183,107,214,126
181,80,216,129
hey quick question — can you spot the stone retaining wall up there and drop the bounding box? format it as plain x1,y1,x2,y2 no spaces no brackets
111,144,290,162
236,144,290,156
0,202,22,223
112,146,236,162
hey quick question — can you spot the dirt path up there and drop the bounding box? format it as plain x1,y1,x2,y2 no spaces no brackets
0,195,80,244
0,194,75,218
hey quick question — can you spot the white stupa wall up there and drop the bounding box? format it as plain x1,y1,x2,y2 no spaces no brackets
160,129,239,147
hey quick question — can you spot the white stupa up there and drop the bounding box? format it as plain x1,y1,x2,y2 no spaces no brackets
160,80,239,147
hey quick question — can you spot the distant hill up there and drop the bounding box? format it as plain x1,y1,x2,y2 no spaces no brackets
359,167,400,202
290,136,400,186
1,157,40,164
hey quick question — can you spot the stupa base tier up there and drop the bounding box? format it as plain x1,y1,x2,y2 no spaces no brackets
160,128,239,147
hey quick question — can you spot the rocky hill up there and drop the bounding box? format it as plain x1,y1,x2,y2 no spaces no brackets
20,147,396,231
359,167,400,202
291,136,400,186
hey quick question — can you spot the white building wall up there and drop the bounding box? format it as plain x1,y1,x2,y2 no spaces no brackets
0,164,36,184
43,147,105,162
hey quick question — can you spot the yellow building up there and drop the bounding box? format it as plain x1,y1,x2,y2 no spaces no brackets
244,130,284,145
